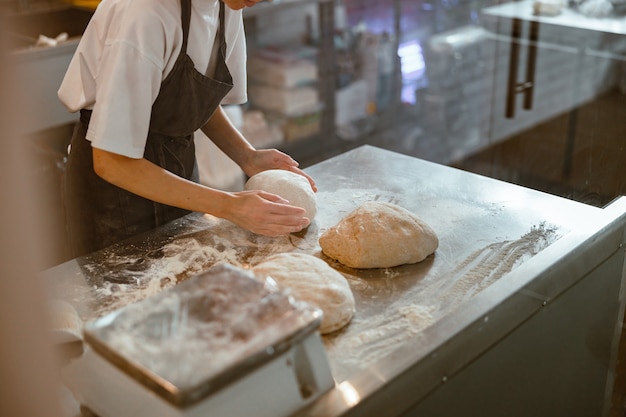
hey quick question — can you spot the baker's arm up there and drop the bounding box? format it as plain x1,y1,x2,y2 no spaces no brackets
200,106,317,191
91,148,310,236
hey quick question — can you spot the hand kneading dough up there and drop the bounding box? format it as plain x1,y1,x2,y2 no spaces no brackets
319,201,438,269
244,169,317,220
252,252,355,334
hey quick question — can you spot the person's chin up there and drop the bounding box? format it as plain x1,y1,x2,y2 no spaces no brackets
223,0,258,10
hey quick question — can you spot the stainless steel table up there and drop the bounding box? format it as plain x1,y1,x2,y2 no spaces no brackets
42,145,626,417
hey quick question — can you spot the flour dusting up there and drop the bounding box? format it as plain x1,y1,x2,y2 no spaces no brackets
87,217,319,318
437,222,559,310
324,303,434,382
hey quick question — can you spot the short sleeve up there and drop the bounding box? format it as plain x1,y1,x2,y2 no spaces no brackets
87,40,163,158
222,9,247,105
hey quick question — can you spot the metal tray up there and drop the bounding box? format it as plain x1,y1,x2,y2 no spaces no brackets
83,264,322,408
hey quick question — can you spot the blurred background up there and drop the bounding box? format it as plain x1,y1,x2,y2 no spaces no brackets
1,0,625,415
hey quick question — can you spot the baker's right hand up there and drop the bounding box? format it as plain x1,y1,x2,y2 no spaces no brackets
224,190,310,236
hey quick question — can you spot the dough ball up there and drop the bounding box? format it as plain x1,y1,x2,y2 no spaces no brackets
252,252,355,334
244,170,317,221
319,201,438,269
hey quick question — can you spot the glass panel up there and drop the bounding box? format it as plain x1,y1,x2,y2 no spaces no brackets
335,0,625,207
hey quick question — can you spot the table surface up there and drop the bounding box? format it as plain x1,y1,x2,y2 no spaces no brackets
43,145,615,386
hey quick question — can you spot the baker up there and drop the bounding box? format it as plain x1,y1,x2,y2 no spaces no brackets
57,0,317,258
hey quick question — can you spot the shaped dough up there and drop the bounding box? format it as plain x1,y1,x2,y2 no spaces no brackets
319,201,438,269
244,170,317,221
252,252,355,334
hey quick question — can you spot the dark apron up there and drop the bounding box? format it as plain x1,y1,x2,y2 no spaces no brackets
65,0,233,258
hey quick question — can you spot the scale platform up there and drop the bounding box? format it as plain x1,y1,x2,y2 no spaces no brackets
63,264,335,417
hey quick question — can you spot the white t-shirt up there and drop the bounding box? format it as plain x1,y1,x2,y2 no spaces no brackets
58,0,248,159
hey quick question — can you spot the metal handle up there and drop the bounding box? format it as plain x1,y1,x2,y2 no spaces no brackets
506,18,540,118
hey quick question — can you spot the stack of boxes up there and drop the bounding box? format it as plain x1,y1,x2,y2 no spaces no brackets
246,45,322,142
333,30,398,140
422,25,494,161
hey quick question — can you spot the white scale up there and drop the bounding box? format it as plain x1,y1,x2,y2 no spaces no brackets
63,264,335,417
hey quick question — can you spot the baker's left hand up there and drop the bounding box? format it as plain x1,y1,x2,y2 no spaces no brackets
246,149,318,192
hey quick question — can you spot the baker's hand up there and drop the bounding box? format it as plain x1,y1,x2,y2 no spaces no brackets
245,149,318,192
225,190,311,236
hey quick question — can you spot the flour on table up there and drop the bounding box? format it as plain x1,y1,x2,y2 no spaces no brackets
324,303,434,382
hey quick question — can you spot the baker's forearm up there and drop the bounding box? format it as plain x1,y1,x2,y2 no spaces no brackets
92,147,311,236
200,106,317,191
92,148,233,217
200,106,256,174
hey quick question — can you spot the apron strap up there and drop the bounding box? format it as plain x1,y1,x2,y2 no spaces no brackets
180,0,191,53
219,1,227,57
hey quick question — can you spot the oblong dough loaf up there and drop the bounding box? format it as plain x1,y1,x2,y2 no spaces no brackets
319,201,438,269
244,169,317,220
252,252,355,334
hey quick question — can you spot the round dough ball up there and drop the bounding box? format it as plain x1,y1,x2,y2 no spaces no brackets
244,170,317,221
319,201,438,269
252,252,355,334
